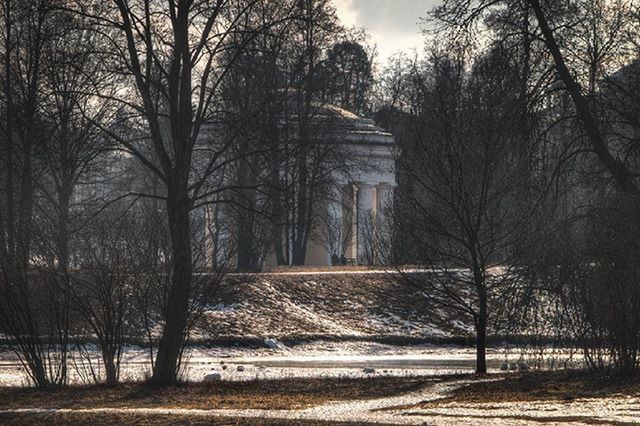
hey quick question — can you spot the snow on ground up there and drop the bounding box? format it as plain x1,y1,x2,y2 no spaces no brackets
399,396,640,425
0,269,584,387
0,270,616,423
1,378,635,425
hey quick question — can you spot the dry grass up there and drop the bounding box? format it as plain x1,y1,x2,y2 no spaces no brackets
0,376,433,411
0,412,393,425
378,370,640,420
401,412,637,426
386,370,640,411
0,377,427,425
443,370,640,404
259,265,386,273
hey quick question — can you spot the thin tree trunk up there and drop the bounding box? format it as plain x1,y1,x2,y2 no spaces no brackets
104,349,117,386
291,243,306,265
475,309,487,374
54,185,72,385
274,221,286,265
474,262,488,375
2,0,13,255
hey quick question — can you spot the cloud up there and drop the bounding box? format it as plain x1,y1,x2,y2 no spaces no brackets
334,0,440,62
334,0,359,27
337,0,432,31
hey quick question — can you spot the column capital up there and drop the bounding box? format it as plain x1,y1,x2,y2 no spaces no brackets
376,182,397,188
355,181,375,189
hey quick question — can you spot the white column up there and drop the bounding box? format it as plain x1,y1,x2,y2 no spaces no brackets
375,183,395,264
204,197,217,270
342,184,358,261
376,183,394,221
357,182,375,263
327,185,343,264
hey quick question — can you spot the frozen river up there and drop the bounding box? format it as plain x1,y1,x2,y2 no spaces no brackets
0,341,582,386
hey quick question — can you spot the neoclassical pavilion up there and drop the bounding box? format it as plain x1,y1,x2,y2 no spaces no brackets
300,106,397,266
205,104,397,269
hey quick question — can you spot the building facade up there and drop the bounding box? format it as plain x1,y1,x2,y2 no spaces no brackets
269,105,397,267
199,104,397,270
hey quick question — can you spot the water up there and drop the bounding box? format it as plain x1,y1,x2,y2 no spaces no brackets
0,343,582,386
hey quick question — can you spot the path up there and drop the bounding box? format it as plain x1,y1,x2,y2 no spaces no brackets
2,378,636,425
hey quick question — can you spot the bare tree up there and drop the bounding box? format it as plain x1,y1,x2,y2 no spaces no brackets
218,1,295,271
68,0,299,384
433,0,640,195
323,39,374,116
71,209,137,386
429,0,640,374
395,45,540,373
283,0,341,265
0,0,72,387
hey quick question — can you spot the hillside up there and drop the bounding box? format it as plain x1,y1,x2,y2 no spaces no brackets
197,270,474,343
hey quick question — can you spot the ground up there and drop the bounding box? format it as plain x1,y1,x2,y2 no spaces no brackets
2,372,639,425
0,415,368,425
1,270,634,425
0,377,430,410
432,369,640,404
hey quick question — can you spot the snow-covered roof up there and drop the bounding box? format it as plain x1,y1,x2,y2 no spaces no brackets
198,101,395,146
313,103,394,145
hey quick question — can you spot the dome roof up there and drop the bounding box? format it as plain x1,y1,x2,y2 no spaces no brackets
313,103,394,145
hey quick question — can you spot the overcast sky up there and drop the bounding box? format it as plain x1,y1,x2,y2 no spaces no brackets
334,0,441,63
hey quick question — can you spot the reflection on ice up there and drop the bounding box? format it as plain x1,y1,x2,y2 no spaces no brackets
0,341,584,387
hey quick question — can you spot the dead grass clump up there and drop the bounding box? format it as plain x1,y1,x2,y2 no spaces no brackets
432,370,640,405
0,376,433,411
0,412,383,425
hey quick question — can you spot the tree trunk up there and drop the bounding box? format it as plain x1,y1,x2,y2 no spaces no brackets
152,183,192,385
291,243,306,265
475,289,488,374
237,215,257,271
54,185,72,385
274,223,287,265
236,187,258,271
2,0,13,255
104,350,117,386
291,160,309,266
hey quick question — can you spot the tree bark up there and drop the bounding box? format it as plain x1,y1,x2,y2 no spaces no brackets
104,350,117,386
54,184,72,385
152,182,192,384
236,154,259,271
291,244,306,265
475,293,488,374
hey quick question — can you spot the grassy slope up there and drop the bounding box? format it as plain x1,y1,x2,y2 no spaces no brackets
199,272,473,342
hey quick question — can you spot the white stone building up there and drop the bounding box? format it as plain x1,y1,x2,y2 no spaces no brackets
202,104,397,269
273,105,397,266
